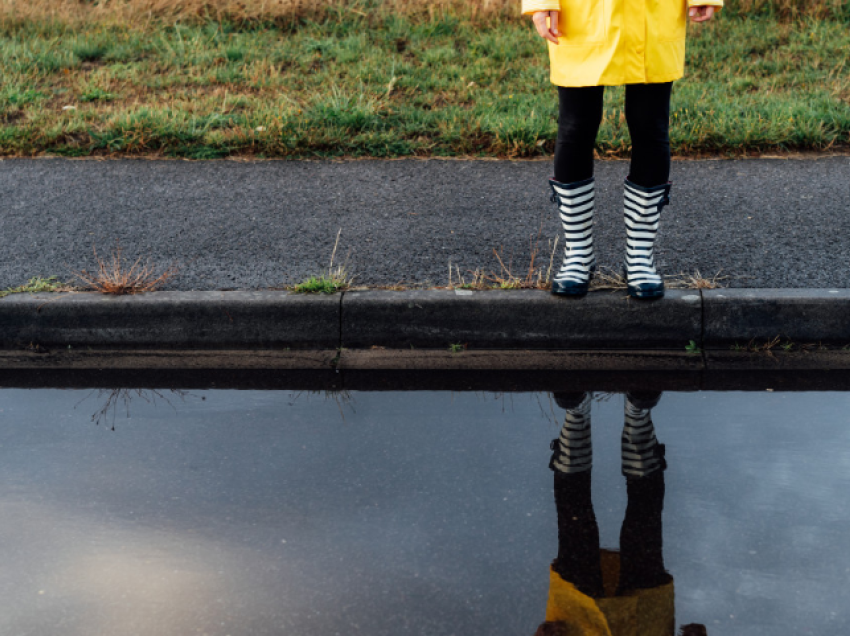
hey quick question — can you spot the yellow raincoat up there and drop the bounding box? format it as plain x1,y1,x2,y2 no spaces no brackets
544,550,675,636
522,0,723,86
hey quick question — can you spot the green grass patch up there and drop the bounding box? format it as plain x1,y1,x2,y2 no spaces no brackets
291,273,349,294
0,276,66,298
0,14,847,158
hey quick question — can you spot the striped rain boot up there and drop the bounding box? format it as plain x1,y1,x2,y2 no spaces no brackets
621,391,666,479
549,177,596,296
550,392,593,474
623,179,671,299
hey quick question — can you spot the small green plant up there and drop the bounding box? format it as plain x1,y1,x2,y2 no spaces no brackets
730,342,745,351
293,274,347,294
291,229,353,294
0,276,67,298
685,340,702,354
330,347,345,368
780,341,795,352
449,343,466,353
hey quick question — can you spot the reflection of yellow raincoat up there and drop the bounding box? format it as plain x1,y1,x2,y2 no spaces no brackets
545,550,675,636
521,0,723,87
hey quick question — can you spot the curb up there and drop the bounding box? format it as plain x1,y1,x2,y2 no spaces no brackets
1,288,849,354
0,291,340,350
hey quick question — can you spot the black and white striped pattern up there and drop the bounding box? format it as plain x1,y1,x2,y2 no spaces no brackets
621,396,662,478
549,177,596,289
552,392,593,475
623,180,671,293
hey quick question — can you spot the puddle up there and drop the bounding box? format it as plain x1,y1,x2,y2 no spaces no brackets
0,387,848,635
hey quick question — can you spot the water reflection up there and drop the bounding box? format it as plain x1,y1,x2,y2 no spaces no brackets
77,388,195,429
541,391,704,636
2,386,850,635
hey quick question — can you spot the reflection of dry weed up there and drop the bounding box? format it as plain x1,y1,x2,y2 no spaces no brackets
74,244,178,295
288,389,355,421
79,388,191,430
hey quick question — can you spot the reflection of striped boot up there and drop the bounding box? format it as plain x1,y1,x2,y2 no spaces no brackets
550,392,592,474
623,179,671,299
621,393,666,478
549,177,596,296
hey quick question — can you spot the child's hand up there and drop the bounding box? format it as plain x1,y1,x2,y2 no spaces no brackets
532,11,560,45
689,5,716,22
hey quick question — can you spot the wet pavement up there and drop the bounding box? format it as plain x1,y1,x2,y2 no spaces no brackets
0,384,848,635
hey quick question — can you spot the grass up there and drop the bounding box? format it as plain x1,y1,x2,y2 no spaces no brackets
292,273,350,293
0,275,69,298
0,9,847,158
291,229,354,293
1,0,845,23
73,244,178,294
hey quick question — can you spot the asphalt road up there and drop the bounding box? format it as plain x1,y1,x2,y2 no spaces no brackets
1,157,848,290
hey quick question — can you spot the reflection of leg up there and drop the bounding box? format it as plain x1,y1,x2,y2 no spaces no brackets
550,393,603,597
618,392,670,593
621,391,665,479
551,392,592,474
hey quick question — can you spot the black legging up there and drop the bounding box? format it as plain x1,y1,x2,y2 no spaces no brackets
554,83,672,188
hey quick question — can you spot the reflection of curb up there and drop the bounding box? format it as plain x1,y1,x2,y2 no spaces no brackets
1,289,850,369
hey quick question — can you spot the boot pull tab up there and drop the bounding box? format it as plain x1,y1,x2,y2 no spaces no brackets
658,183,672,212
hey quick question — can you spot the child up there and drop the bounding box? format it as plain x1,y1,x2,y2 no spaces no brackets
525,0,720,298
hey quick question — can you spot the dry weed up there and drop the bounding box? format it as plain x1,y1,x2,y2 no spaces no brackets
748,334,782,354
448,230,557,291
666,269,728,290
589,267,628,291
73,244,179,294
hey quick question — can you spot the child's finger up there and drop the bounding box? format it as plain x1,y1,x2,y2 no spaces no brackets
549,11,560,37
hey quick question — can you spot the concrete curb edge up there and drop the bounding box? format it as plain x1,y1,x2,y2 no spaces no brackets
1,288,850,353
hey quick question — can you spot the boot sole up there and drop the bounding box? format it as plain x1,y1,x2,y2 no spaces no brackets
627,286,665,300
550,264,597,297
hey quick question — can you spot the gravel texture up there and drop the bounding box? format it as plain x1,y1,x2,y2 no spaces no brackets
0,156,847,290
